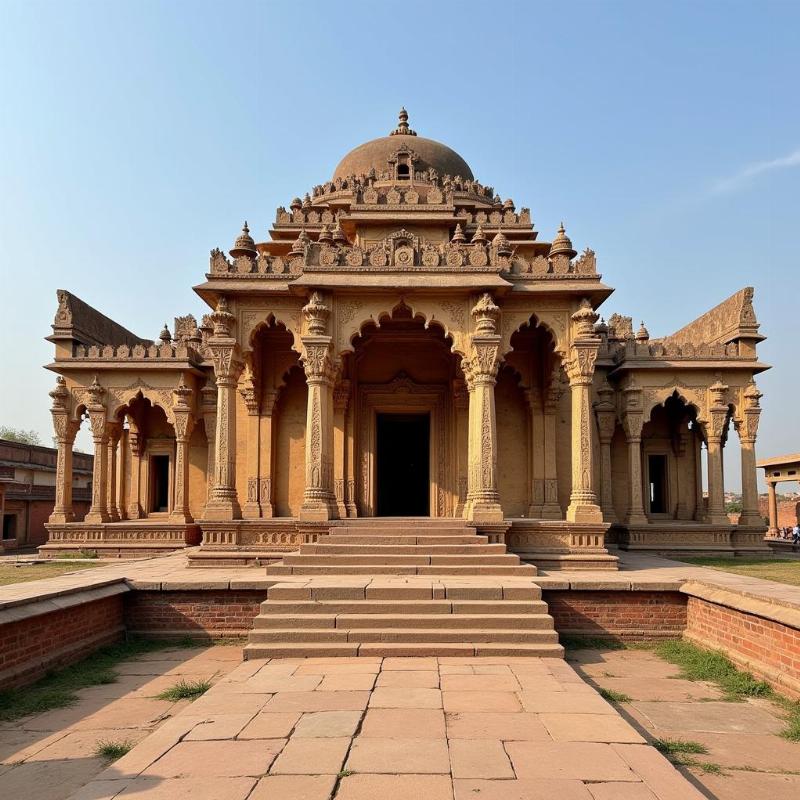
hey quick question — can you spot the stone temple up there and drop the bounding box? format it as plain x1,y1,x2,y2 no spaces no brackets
43,109,769,569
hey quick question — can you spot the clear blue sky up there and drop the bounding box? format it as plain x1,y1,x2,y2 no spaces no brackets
1,0,797,491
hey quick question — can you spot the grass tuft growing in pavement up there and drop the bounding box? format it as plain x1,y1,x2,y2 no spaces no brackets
653,738,722,773
95,739,134,760
0,637,202,722
652,640,771,699
156,678,211,701
598,687,631,703
654,738,709,755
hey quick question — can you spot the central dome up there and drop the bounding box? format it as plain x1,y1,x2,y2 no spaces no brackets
332,108,474,182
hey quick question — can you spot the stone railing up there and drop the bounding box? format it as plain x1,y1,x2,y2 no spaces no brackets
611,338,744,362
70,342,203,361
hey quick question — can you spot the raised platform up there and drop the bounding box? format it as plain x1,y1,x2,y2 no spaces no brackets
40,521,200,558
609,521,770,557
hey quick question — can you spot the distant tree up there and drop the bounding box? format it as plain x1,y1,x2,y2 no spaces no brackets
0,426,42,445
725,500,743,514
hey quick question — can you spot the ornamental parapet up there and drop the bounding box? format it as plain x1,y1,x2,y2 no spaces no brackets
68,341,204,363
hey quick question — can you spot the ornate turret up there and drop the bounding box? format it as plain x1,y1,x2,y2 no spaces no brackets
471,224,487,245
635,321,650,342
390,107,417,137
230,222,257,259
550,222,576,259
492,230,512,258
451,224,466,244
318,223,333,244
159,324,172,343
332,220,348,244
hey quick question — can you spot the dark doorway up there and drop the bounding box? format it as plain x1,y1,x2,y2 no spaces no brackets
376,413,430,516
648,454,668,514
150,455,170,513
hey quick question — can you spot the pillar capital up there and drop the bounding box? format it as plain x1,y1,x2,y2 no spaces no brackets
301,336,335,383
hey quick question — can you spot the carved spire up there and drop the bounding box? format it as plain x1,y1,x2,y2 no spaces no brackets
332,219,348,244
303,291,330,336
50,375,69,411
290,197,302,211
290,229,310,257
492,229,512,257
572,298,600,339
159,323,172,343
87,375,105,408
302,193,312,208
210,296,235,337
451,224,466,244
471,223,487,245
230,221,257,259
550,222,577,259
318,223,333,244
635,321,650,342
390,106,417,136
471,293,500,335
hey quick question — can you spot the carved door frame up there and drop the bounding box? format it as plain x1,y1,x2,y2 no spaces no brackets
357,376,451,518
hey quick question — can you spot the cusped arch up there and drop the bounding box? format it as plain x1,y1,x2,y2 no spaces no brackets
643,387,704,424
500,311,563,361
248,312,303,356
107,386,176,426
337,299,467,359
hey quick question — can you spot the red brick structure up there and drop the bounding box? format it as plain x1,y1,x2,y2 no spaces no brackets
0,438,92,549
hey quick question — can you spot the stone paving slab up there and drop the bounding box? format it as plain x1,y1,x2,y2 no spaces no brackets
68,656,707,800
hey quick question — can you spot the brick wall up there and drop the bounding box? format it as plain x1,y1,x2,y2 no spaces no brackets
124,590,264,637
0,594,124,688
685,595,800,697
543,590,687,639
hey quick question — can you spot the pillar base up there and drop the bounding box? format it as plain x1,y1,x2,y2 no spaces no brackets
203,499,242,521
169,510,194,524
127,504,143,520
84,511,110,524
708,513,731,526
49,511,75,524
467,500,504,524
242,503,262,520
626,512,649,526
739,512,764,527
299,499,337,522
567,502,603,524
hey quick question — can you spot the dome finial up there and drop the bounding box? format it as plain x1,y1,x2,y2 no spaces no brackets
390,107,417,137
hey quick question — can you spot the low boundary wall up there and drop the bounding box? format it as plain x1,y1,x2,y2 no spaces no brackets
2,577,799,699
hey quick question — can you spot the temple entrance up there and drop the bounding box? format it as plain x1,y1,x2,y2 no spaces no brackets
376,413,430,516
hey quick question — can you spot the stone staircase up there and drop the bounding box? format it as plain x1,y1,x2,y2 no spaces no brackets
265,519,536,577
245,518,564,659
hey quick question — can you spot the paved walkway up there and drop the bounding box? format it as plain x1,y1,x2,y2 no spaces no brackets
0,646,243,800
571,646,800,800
70,655,706,800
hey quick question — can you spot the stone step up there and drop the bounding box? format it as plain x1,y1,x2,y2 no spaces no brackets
243,641,565,659
301,543,505,555
248,628,560,644
281,554,521,567
253,613,554,631
330,527,472,536
333,518,471,528
320,534,489,545
265,564,537,576
257,599,547,615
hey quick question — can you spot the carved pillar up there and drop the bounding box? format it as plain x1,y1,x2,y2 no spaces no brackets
259,390,277,518
106,422,121,522
333,379,351,520
345,393,357,517
204,298,243,520
565,301,602,523
200,381,217,514
737,382,763,527
453,379,469,517
85,378,110,523
622,385,648,525
49,377,78,524
766,481,779,537
594,382,618,524
465,294,503,523
170,381,194,524
117,427,128,520
300,292,337,520
705,379,730,526
541,372,562,519
127,420,144,519
240,366,261,519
